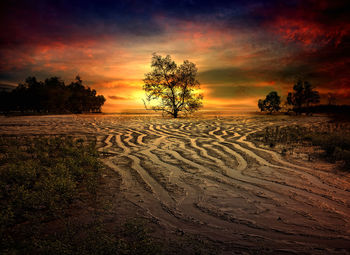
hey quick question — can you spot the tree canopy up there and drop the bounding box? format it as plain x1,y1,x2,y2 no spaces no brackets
143,54,203,118
287,79,320,114
257,79,322,115
0,76,105,114
258,91,281,113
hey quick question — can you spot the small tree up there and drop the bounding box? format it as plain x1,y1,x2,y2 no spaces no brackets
264,91,281,114
258,99,265,112
304,81,320,108
258,91,281,114
143,54,203,118
286,79,320,115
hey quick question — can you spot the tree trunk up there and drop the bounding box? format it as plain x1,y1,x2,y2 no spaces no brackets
173,109,178,118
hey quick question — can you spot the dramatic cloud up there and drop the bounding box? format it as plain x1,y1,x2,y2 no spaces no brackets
1,0,349,111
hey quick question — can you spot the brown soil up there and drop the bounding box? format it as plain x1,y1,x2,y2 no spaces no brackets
1,114,350,254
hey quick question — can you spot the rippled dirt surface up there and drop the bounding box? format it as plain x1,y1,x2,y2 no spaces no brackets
1,114,350,254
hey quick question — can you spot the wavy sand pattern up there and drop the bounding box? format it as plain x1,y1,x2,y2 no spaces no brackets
1,114,350,254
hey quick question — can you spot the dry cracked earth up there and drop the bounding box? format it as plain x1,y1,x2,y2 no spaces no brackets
1,114,350,254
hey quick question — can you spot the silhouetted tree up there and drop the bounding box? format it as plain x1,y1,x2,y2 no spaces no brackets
304,81,320,108
0,76,106,114
258,99,265,112
23,77,44,112
98,96,106,112
67,76,85,113
286,79,320,115
258,91,281,114
143,54,203,118
264,91,281,114
44,77,69,113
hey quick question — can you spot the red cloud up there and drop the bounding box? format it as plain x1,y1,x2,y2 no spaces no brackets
270,17,348,48
257,0,349,49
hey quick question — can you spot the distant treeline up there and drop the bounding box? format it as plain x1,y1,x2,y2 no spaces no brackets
0,76,106,114
258,79,350,116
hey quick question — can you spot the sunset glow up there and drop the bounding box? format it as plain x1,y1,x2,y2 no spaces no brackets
1,0,349,112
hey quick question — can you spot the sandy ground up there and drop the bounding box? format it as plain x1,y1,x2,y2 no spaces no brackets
1,114,350,254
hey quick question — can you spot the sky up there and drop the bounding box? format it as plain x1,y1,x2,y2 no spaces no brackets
1,0,349,112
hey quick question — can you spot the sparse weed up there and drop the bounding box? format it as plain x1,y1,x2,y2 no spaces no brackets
248,123,350,171
0,136,187,255
0,136,104,254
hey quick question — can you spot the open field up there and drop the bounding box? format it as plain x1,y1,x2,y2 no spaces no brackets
1,114,350,254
